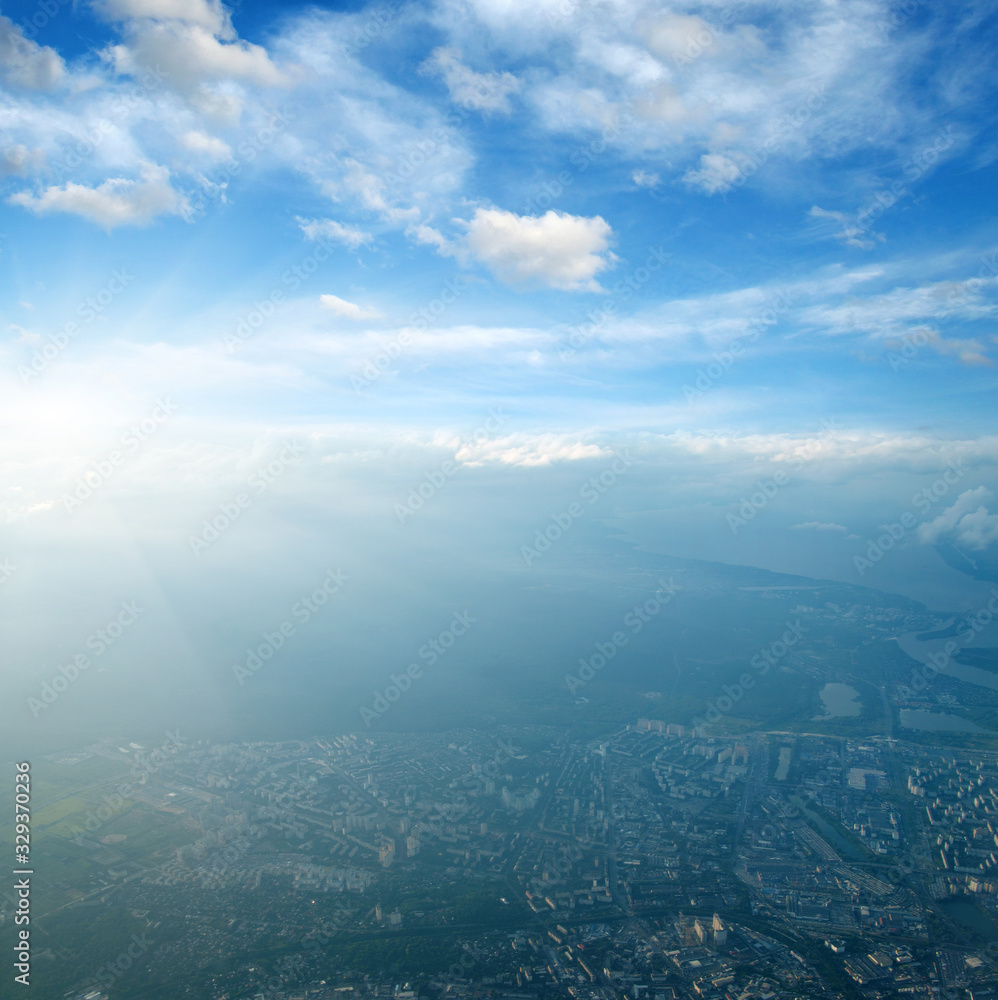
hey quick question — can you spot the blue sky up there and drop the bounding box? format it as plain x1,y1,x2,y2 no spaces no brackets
2,0,998,746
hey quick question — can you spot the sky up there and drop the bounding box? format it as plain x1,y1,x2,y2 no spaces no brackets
1,0,998,750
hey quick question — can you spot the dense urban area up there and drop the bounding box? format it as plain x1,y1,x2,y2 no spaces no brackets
8,588,998,1000
10,724,998,1000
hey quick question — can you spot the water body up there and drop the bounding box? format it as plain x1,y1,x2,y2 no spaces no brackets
893,632,998,693
813,683,861,720
788,794,866,861
775,747,792,781
899,710,989,733
940,898,998,941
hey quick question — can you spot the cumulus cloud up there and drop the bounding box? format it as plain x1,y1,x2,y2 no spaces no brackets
107,22,286,88
422,47,520,114
298,217,373,250
98,0,285,105
463,208,615,291
918,487,998,551
96,0,234,36
8,163,189,228
632,169,660,188
319,294,383,320
0,16,65,89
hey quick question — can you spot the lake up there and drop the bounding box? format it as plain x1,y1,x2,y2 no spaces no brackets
813,683,861,720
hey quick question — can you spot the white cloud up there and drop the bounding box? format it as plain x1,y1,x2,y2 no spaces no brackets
886,327,992,367
422,47,520,114
0,145,45,176
454,434,608,467
96,0,234,36
109,22,287,88
180,129,232,160
644,12,715,63
950,505,998,551
683,153,745,195
809,205,884,250
798,275,998,363
463,207,615,291
0,16,64,89
408,223,457,256
918,487,998,551
298,217,373,250
792,521,848,532
338,158,419,224
632,169,660,188
8,163,189,228
439,0,965,209
319,294,383,320
9,324,40,346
